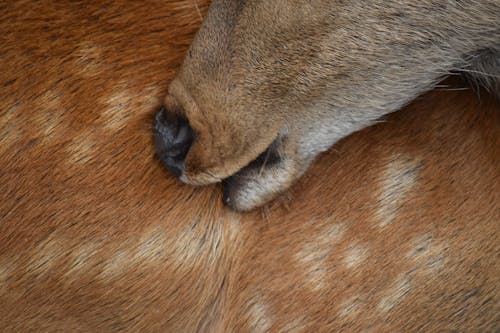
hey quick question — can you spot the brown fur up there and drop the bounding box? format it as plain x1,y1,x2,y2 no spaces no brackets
0,1,499,332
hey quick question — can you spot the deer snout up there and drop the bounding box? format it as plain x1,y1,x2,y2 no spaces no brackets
154,105,194,178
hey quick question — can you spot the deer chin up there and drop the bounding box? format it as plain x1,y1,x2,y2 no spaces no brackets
221,131,307,212
222,147,282,211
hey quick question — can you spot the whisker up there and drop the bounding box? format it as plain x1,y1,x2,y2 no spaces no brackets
192,0,203,21
435,87,470,91
261,205,271,223
258,147,272,177
457,67,500,78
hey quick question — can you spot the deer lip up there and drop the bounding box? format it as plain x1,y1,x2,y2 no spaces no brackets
221,134,283,207
228,133,282,177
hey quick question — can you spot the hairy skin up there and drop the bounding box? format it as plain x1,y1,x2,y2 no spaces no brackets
157,0,500,211
1,1,499,331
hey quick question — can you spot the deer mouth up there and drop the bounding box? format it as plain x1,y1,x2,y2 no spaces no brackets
222,135,283,208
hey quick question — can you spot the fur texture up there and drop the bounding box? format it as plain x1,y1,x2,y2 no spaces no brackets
0,1,499,332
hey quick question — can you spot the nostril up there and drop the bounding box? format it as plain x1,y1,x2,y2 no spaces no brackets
155,106,178,129
154,105,195,178
155,106,167,124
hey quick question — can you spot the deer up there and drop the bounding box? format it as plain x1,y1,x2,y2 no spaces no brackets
0,0,499,332
153,0,500,211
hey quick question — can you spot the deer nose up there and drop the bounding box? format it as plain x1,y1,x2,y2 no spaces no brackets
154,105,194,177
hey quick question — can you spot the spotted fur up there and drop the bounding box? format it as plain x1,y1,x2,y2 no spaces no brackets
0,1,498,332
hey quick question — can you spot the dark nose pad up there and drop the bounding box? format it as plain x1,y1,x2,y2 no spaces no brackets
154,106,195,177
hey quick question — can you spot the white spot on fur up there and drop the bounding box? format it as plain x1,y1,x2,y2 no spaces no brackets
296,223,345,291
339,295,364,318
224,211,241,242
171,219,225,267
97,220,227,281
320,223,346,245
27,236,61,277
378,276,412,312
0,104,21,153
102,85,161,131
133,228,168,267
74,42,103,77
65,242,100,276
376,235,446,313
168,227,200,264
66,131,98,164
36,91,65,139
100,221,225,280
375,155,420,227
343,244,368,269
247,297,273,333
102,90,134,131
99,250,130,280
139,85,162,109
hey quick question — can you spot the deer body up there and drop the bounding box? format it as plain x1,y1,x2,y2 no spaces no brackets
0,1,499,332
